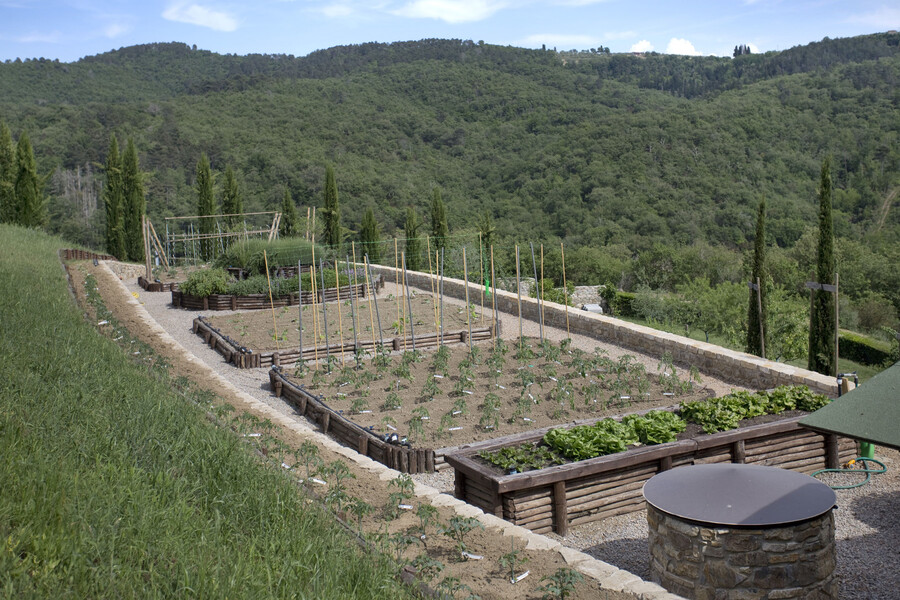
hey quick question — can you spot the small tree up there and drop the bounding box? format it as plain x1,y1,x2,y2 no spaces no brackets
122,138,145,262
279,186,298,237
0,121,15,224
196,153,216,261
221,164,243,228
430,187,449,251
322,164,341,249
405,207,421,271
102,135,126,259
808,157,836,376
359,207,381,263
13,131,46,228
746,197,768,357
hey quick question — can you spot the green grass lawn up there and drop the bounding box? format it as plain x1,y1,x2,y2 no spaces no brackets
0,224,412,599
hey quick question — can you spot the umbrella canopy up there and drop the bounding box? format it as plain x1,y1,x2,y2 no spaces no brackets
799,362,900,451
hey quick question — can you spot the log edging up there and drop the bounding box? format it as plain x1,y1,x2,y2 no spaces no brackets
269,367,436,474
138,276,178,292
171,276,384,311
61,248,117,261
445,416,856,534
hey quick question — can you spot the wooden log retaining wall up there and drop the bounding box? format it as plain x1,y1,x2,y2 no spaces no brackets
193,315,498,369
61,248,117,261
269,367,436,474
444,418,856,535
138,276,178,292
172,276,383,311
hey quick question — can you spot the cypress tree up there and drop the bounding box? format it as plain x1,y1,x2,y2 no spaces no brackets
404,207,421,272
359,207,381,263
103,135,126,259
808,157,836,375
279,187,298,237
430,187,449,251
196,153,216,261
0,121,15,224
13,131,46,228
746,198,768,357
122,138,145,262
322,165,341,249
221,165,242,228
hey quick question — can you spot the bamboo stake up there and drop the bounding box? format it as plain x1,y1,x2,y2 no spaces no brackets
298,259,304,362
347,255,359,363
540,244,545,335
561,242,570,337
402,253,416,350
365,255,384,348
463,248,473,354
400,252,408,351
516,245,523,347
311,238,319,369
427,241,439,342
439,247,445,345
142,215,151,279
319,259,331,367
835,272,839,377
362,254,378,350
490,244,497,352
305,207,311,241
530,243,543,342
334,260,345,362
479,233,485,326
264,251,280,351
756,276,765,359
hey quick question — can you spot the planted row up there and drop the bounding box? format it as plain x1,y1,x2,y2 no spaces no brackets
478,385,830,472
180,266,351,297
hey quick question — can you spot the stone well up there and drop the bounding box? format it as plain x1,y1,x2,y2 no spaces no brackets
643,464,837,600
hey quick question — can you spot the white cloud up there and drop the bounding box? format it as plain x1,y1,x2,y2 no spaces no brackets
630,39,653,52
520,33,600,48
319,4,355,17
393,0,507,23
162,2,238,31
666,37,701,55
15,31,62,44
747,42,760,53
104,24,129,38
846,6,900,29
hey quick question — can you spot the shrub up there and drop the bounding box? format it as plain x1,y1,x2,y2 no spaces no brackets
614,291,637,317
180,268,230,297
839,330,893,366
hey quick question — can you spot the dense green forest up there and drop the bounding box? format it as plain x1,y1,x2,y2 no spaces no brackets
1,34,898,341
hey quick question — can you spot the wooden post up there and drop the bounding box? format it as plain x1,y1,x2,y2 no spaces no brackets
366,255,384,348
490,245,497,352
825,434,839,469
540,244,545,331
835,272,839,377
363,255,380,350
429,247,439,343
334,260,345,362
440,248,445,346
402,252,416,350
530,243,543,342
319,259,331,365
463,248,473,354
310,238,319,369
394,238,401,344
305,206,311,241
561,242,570,337
142,215,151,280
479,232,485,326
264,250,280,351
732,440,746,464
298,260,303,362
552,481,568,536
756,276,765,359
347,254,359,358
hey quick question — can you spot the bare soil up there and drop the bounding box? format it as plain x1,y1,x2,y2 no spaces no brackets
205,291,483,351
284,339,711,448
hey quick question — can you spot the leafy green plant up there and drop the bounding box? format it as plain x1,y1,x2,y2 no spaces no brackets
538,568,584,600
439,516,484,560
347,497,374,536
410,553,444,583
478,444,565,473
385,473,415,520
180,268,230,297
499,537,529,583
479,393,501,430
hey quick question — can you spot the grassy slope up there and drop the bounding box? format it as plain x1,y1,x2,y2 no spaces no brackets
0,224,410,598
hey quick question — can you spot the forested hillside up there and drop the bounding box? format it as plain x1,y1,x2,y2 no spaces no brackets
1,34,898,333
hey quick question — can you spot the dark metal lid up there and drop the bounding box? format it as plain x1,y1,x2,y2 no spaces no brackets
643,464,836,527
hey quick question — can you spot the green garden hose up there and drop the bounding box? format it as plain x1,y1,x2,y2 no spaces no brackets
812,457,887,489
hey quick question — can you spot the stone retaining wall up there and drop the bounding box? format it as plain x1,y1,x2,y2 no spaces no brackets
367,265,837,397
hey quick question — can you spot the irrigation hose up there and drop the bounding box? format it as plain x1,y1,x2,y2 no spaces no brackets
812,457,887,489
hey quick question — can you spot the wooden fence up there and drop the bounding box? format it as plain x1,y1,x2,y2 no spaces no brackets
269,367,436,474
193,315,498,369
61,249,117,261
172,276,383,311
444,417,856,535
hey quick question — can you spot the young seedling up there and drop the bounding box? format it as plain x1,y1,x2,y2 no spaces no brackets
296,440,322,481
413,503,439,543
410,553,444,584
385,473,415,520
347,497,374,536
439,515,484,560
479,393,501,430
381,391,402,411
421,376,440,401
499,537,529,583
436,576,481,600
350,395,369,414
407,407,429,442
538,567,584,600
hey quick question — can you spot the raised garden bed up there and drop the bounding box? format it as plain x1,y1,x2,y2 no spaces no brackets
172,276,382,310
138,276,178,292
270,366,436,474
444,416,856,535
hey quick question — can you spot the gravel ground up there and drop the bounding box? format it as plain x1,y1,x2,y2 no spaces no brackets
128,276,900,599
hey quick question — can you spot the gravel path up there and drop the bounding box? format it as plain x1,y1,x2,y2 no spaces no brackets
129,277,900,599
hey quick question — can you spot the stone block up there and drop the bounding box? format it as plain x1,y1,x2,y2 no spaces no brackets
750,565,793,588
703,559,748,588
723,534,761,552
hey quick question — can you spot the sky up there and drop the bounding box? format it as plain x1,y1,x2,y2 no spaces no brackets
1,0,898,63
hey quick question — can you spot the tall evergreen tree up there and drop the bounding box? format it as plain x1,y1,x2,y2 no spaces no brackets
359,207,381,263
808,157,836,375
322,165,341,249
404,207,421,272
221,165,242,228
196,153,216,261
279,187,298,237
122,138,145,262
430,187,449,251
13,131,46,228
102,135,126,259
0,121,15,224
746,197,768,357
